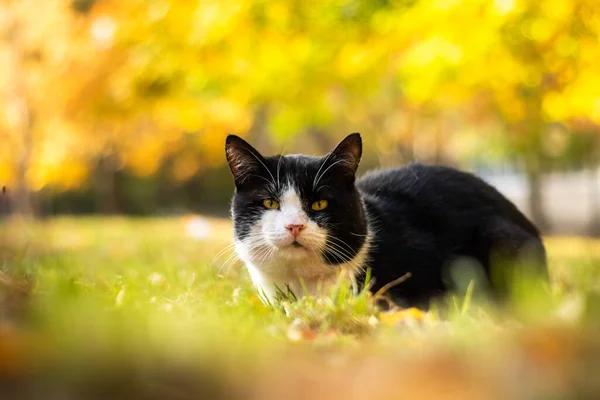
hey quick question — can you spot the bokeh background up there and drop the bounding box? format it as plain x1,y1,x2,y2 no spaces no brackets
1,0,600,232
2,2,600,399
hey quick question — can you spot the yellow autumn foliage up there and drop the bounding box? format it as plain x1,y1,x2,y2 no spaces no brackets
0,0,599,191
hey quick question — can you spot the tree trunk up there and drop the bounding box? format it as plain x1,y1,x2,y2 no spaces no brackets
0,186,10,216
4,9,34,218
155,155,176,212
14,109,33,217
524,155,549,232
94,153,123,214
589,165,600,237
249,104,271,153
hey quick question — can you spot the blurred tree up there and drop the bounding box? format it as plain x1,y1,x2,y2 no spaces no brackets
0,0,599,229
0,0,34,216
493,0,600,229
390,0,600,229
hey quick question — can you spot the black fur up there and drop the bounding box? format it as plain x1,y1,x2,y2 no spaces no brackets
226,134,547,306
357,164,547,305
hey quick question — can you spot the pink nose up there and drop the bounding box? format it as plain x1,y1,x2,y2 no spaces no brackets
285,224,306,238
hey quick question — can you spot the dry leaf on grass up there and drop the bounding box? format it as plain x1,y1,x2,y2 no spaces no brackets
378,307,432,327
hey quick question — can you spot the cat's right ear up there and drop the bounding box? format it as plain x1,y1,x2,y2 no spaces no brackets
329,133,362,176
225,135,267,187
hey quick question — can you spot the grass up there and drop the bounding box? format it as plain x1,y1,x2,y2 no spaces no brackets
1,216,600,399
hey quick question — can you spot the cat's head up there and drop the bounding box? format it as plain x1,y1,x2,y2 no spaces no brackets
225,134,368,275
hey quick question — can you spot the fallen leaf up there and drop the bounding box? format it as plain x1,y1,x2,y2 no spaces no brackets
378,307,430,327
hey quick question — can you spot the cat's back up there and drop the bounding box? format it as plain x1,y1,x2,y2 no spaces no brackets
356,163,540,237
357,163,432,200
357,162,480,201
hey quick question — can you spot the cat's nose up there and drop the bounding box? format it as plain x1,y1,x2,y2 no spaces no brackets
285,224,306,238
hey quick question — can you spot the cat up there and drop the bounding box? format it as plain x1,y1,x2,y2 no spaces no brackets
225,133,547,306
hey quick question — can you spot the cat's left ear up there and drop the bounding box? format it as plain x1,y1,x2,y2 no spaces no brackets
329,133,362,176
225,135,269,187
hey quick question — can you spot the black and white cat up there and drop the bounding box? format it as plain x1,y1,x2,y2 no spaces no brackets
225,133,547,306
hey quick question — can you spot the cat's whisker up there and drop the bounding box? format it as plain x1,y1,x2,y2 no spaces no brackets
324,248,354,271
323,240,364,270
242,240,270,255
218,252,240,275
349,231,367,237
319,249,335,268
325,245,363,274
276,151,284,190
325,245,350,263
240,145,277,187
217,236,269,274
255,244,279,268
323,242,353,261
312,150,334,190
213,253,237,274
253,248,268,266
250,241,270,261
315,184,330,193
258,246,276,266
221,240,267,274
328,237,363,260
221,258,241,276
327,236,359,256
313,159,347,190
246,241,274,258
326,250,361,270
211,243,237,266
248,174,275,186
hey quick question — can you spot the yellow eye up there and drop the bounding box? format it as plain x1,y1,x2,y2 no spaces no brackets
263,199,280,209
311,200,328,211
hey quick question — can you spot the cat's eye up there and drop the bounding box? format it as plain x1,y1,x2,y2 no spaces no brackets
263,199,280,209
311,200,328,211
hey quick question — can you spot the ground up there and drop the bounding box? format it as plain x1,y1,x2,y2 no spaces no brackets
1,216,600,399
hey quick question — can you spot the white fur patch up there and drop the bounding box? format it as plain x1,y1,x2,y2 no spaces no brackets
235,185,371,302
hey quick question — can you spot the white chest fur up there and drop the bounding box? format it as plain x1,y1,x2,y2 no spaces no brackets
237,236,370,301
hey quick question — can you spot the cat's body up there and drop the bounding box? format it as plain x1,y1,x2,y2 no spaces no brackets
226,134,546,306
356,163,545,305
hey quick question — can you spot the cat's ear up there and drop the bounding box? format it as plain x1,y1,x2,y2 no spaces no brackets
225,135,269,187
329,133,362,176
